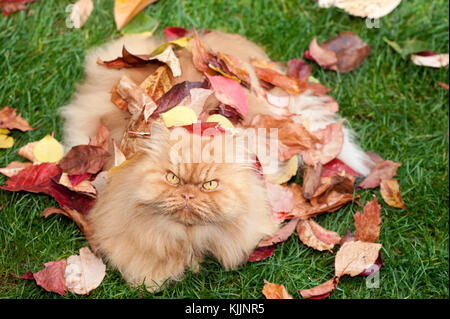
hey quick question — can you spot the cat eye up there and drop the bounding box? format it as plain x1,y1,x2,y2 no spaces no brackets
165,172,180,185
202,180,219,191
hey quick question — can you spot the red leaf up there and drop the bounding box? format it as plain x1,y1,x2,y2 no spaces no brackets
286,58,312,81
258,218,299,247
0,0,38,16
163,26,189,41
206,74,248,119
33,259,67,296
358,159,402,189
248,245,277,262
0,163,94,215
299,277,339,299
354,196,381,243
67,173,91,187
155,81,206,115
321,158,360,177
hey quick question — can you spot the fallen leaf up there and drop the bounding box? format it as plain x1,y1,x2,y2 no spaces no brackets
321,158,360,177
59,145,110,175
302,164,323,199
18,141,38,163
191,26,216,73
286,58,312,81
206,114,235,131
437,81,449,90
264,154,299,185
301,120,344,167
33,259,67,296
383,37,429,59
353,196,381,243
163,26,189,41
335,240,382,277
155,81,205,115
139,64,174,102
0,0,37,16
69,0,93,29
380,179,406,209
114,0,158,30
299,277,339,299
250,114,319,162
258,218,299,247
0,105,33,131
327,0,402,19
206,74,248,119
65,247,106,295
183,88,214,116
0,161,33,177
251,58,306,95
297,219,341,251
262,280,293,299
248,245,278,262
358,158,402,189
90,120,110,152
217,52,251,86
33,135,65,163
0,130,13,148
411,53,449,68
305,32,371,73
0,163,95,215
58,173,96,197
160,105,197,127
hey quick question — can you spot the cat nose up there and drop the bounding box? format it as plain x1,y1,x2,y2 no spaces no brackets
181,193,195,200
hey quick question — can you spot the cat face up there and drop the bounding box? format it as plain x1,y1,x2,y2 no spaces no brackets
120,122,261,226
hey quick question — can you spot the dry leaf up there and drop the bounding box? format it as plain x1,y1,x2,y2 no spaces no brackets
65,247,106,295
411,53,449,68
297,219,341,251
33,135,65,164
335,240,382,277
139,64,174,102
358,159,401,189
163,26,189,41
58,173,96,197
18,141,38,163
258,218,299,247
380,179,406,209
32,259,67,296
264,154,299,185
301,120,344,167
325,0,402,19
0,105,33,131
0,130,13,148
160,106,197,127
59,145,110,175
305,32,371,73
0,161,33,177
155,81,206,115
191,26,216,73
0,0,38,16
353,196,381,243
262,280,293,299
114,0,158,30
302,164,323,199
299,277,339,299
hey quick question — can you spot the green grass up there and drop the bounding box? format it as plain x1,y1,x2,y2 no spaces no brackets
0,0,448,299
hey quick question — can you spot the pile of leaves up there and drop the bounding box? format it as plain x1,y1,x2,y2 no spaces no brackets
3,0,445,298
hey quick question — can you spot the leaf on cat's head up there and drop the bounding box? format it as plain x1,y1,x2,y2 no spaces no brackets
59,145,111,176
163,26,190,41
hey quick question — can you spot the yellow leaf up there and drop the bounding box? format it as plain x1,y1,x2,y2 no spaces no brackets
160,106,197,128
0,128,10,134
151,36,193,55
114,0,158,30
265,155,299,184
380,179,406,209
0,133,14,149
206,114,235,131
32,135,64,163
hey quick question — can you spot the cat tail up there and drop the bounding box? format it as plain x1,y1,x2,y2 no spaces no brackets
288,93,375,176
59,35,162,149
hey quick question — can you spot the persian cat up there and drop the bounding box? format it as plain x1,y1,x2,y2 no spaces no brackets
60,31,375,291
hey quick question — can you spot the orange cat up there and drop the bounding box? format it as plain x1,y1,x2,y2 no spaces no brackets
60,31,374,291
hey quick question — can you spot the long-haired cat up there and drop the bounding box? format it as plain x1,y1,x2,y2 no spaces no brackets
60,30,375,291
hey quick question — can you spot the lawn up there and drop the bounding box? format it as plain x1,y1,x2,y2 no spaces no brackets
0,0,448,299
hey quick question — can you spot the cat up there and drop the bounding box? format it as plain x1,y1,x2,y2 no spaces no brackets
60,30,375,291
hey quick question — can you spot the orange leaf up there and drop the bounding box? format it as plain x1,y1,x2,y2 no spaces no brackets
262,280,293,299
380,179,406,209
114,0,158,30
353,196,381,243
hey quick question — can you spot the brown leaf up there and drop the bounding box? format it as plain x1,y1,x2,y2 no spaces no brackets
286,58,312,82
155,81,206,115
335,241,382,277
250,114,319,162
0,105,33,131
0,161,33,177
380,179,406,209
251,58,307,95
302,164,323,199
58,173,96,197
217,52,251,86
59,145,110,175
353,196,381,243
258,218,299,247
262,280,293,299
301,120,344,167
139,64,174,102
305,32,371,73
90,120,110,152
297,219,341,251
192,26,216,73
299,277,339,299
358,159,402,189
